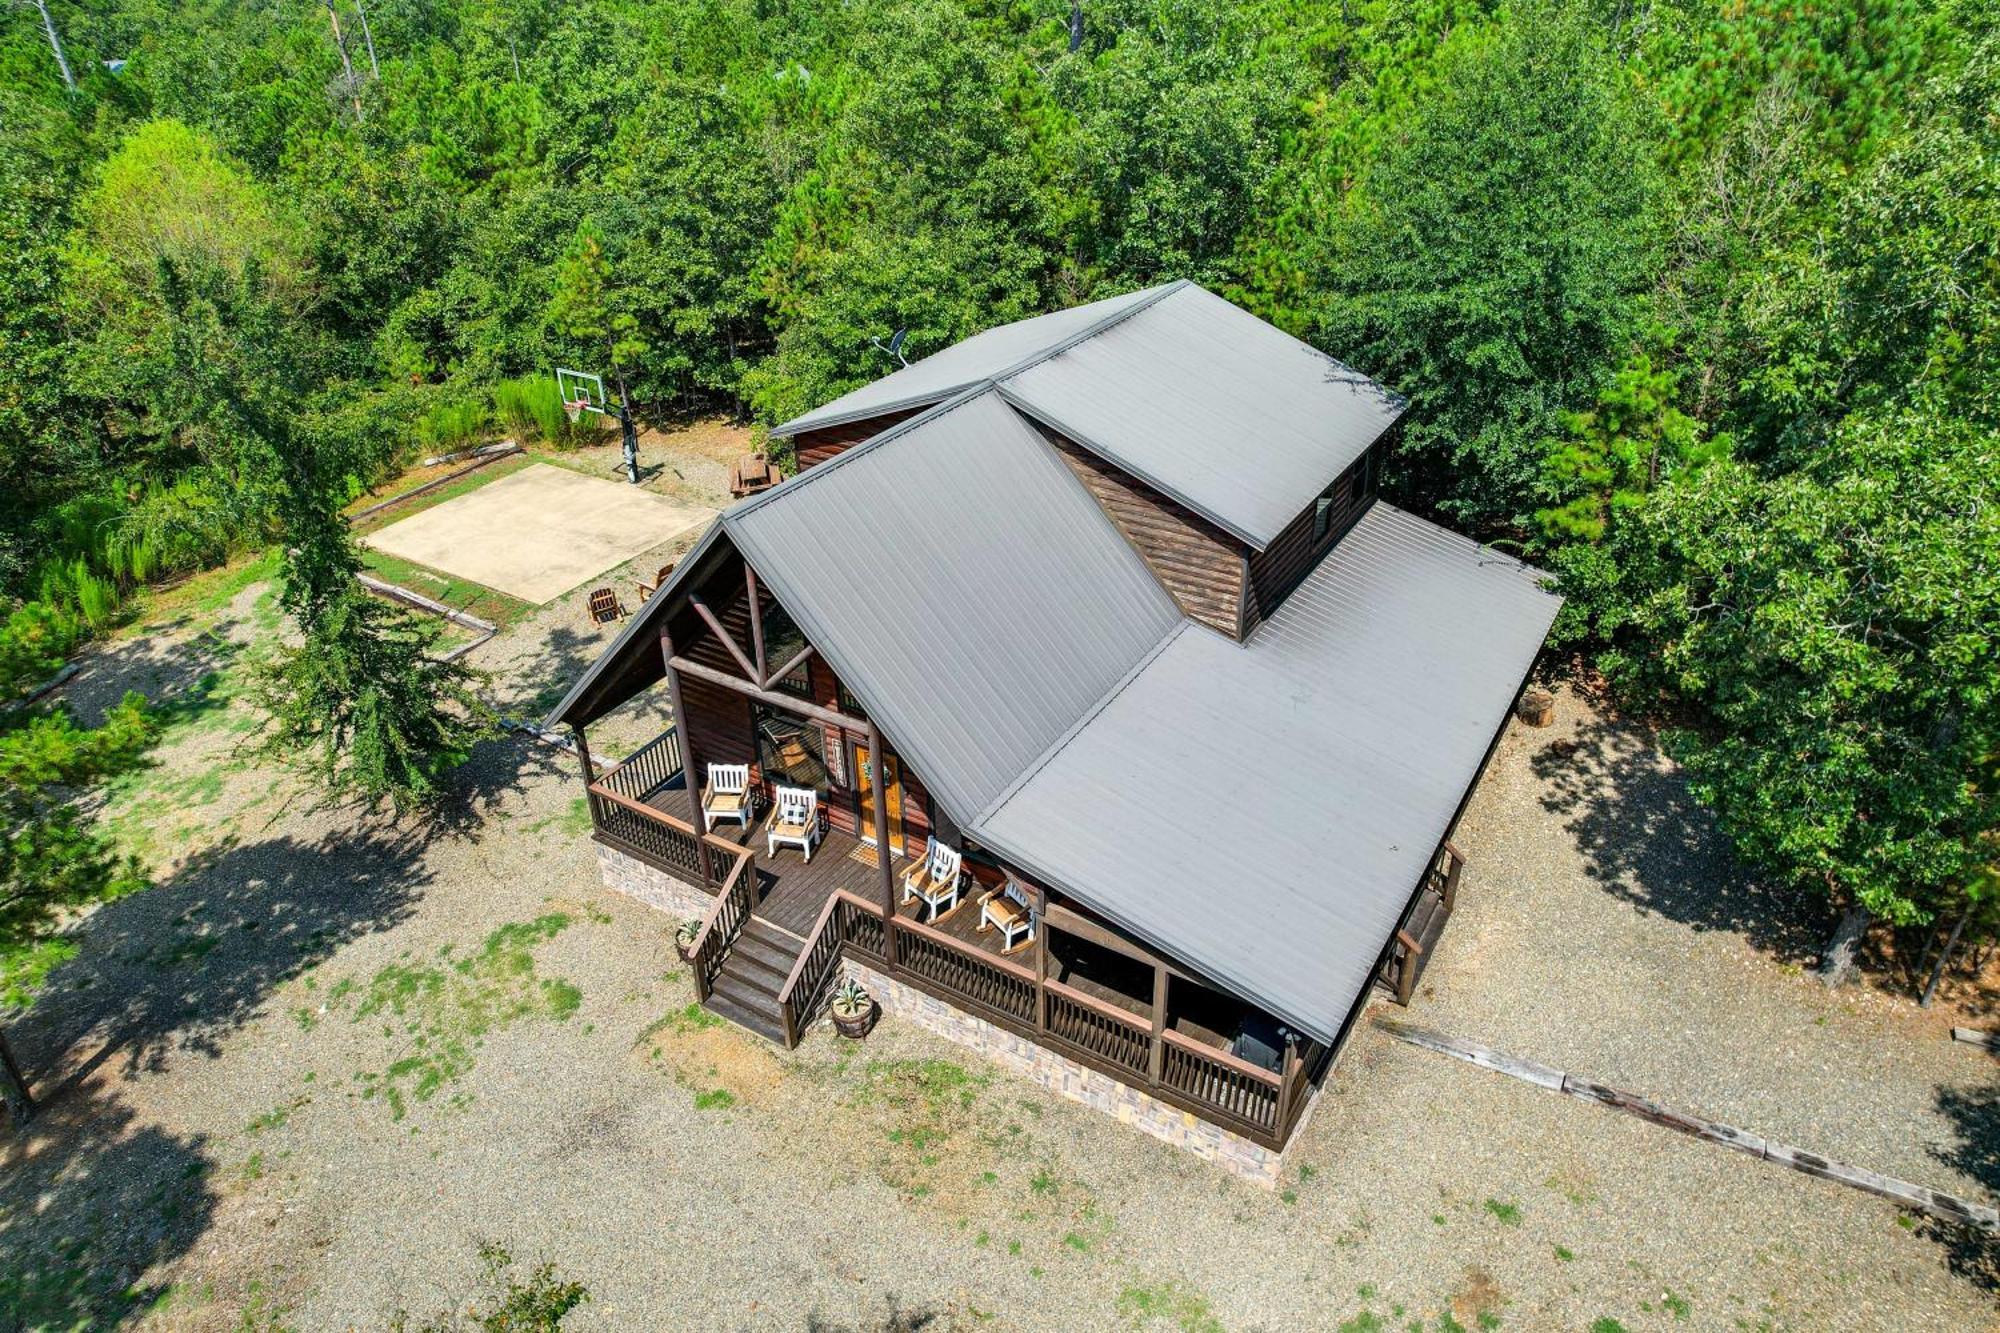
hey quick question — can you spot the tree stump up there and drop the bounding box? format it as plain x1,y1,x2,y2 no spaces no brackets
1518,687,1555,727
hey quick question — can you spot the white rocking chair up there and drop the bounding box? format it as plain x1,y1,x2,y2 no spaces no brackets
900,836,965,922
978,877,1036,954
765,786,822,862
702,763,753,828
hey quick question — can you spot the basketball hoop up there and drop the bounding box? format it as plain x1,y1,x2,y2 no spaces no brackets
564,398,587,424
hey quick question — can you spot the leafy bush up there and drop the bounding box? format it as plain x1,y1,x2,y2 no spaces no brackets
414,397,491,453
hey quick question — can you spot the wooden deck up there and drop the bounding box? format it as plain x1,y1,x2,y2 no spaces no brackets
641,781,910,939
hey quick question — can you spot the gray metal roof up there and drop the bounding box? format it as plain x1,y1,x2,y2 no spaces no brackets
731,389,1184,818
999,284,1406,549
972,504,1560,1042
771,284,1175,438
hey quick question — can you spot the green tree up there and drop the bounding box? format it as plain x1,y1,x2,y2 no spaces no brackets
1316,1,1662,531
0,601,155,1119
146,259,494,812
1615,410,1999,975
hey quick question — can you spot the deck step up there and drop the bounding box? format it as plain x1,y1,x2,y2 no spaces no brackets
730,927,803,981
702,991,785,1044
712,962,783,1008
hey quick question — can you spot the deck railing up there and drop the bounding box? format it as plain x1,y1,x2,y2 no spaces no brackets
778,890,1311,1149
687,846,756,1001
1045,979,1150,1079
595,728,683,803
1160,1029,1282,1136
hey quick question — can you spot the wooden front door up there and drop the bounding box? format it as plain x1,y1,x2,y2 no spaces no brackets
853,741,905,856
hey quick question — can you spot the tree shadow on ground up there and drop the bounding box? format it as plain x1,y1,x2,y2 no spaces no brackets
0,1095,216,1328
23,821,436,1098
1531,712,1825,965
490,624,608,721
56,594,272,729
1923,1071,2000,1286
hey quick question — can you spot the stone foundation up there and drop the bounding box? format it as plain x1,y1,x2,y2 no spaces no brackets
595,841,712,922
592,840,1315,1186
849,960,1313,1188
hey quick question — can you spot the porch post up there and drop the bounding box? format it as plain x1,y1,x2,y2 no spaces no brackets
745,565,767,683
572,725,599,833
1148,961,1168,1083
661,624,713,891
1034,887,1050,1036
867,719,897,969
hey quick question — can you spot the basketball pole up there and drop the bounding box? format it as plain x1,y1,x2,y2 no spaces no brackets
612,371,639,485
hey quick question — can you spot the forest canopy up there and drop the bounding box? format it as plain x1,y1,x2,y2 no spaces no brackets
0,0,1994,961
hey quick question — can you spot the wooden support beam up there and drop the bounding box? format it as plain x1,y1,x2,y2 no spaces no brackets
1043,901,1196,983
762,641,815,691
868,720,898,968
745,565,767,683
689,594,760,684
1033,879,1049,1035
572,725,596,786
1148,961,1169,1082
660,628,712,890
670,654,864,732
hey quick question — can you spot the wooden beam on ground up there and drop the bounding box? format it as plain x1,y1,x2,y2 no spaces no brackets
688,594,760,684
1375,1018,1999,1233
669,654,864,733
1952,1028,1996,1049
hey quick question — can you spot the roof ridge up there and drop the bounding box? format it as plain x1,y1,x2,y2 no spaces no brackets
726,381,1002,523
986,278,1189,387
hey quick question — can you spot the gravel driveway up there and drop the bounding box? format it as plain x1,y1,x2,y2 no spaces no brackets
4,592,1994,1332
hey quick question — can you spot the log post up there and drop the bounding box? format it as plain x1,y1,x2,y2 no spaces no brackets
661,625,713,891
867,720,897,969
1034,883,1050,1035
1148,961,1169,1084
746,565,767,683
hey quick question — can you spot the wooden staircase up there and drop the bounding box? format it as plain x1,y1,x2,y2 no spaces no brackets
702,917,806,1044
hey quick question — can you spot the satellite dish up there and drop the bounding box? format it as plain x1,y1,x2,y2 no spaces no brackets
870,328,910,368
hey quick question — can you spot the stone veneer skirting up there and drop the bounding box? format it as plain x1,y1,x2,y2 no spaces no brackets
594,841,1314,1187
595,841,714,923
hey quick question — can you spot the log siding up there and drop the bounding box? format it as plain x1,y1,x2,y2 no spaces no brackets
1042,430,1250,638
791,406,927,471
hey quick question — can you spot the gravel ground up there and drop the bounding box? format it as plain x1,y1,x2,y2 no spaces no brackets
4,585,1996,1330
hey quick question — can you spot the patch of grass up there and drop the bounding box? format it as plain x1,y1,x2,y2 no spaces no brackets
694,1088,736,1111
238,1151,265,1183
1589,1320,1628,1333
1280,1188,1299,1205
1660,1291,1690,1319
245,1095,307,1134
1117,1278,1224,1333
356,548,534,629
1482,1198,1522,1226
1030,1167,1059,1195
1553,1244,1574,1263
333,913,580,1119
1338,1313,1386,1333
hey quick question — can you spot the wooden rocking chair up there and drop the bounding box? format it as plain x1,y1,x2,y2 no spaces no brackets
978,878,1036,954
765,785,823,862
701,763,753,828
900,837,966,922
587,587,625,624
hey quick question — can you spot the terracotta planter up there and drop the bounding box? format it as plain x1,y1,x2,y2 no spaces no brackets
831,1000,878,1039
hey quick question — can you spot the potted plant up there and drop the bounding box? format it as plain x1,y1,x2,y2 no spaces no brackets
673,917,701,963
830,977,877,1039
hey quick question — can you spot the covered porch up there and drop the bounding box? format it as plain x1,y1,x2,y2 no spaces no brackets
581,722,1323,1148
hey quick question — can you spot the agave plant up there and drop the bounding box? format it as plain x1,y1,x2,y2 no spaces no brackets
674,917,701,949
831,977,871,1019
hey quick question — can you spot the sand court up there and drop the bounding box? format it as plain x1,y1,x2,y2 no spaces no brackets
362,463,712,604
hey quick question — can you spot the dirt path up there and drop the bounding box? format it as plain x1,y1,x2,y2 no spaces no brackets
3,607,1994,1330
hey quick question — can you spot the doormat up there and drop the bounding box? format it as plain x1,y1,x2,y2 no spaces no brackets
850,842,881,870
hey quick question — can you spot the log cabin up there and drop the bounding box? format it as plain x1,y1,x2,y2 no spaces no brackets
545,281,1561,1183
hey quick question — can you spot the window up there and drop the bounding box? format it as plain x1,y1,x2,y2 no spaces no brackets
754,705,830,793
1312,494,1335,543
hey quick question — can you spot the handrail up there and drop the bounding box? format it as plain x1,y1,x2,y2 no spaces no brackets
685,845,754,959
1161,1027,1282,1086
1044,977,1149,1029
895,909,1038,981
587,780,697,830
593,727,682,785
778,889,850,1005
